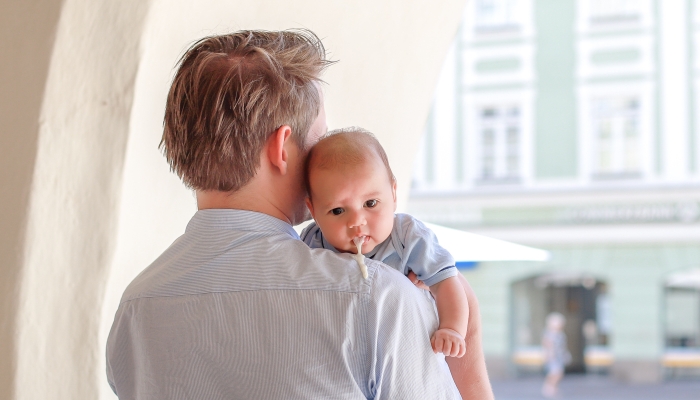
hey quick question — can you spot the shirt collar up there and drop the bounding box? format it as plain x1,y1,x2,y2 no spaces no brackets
186,209,300,239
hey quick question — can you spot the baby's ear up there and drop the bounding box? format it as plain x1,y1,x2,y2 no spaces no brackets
305,197,316,219
391,180,398,210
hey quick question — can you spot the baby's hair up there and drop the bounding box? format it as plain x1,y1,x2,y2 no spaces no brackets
304,127,396,196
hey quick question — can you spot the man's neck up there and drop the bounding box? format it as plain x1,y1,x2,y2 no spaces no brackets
196,185,291,224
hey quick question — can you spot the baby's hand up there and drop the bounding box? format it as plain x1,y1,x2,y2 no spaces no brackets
430,328,466,358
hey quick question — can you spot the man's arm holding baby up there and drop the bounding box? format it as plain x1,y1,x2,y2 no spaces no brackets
447,274,494,400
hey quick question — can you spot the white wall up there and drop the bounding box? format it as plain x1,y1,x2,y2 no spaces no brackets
659,0,690,181
15,1,151,398
0,1,65,398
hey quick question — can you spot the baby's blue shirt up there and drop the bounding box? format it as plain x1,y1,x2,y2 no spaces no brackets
300,213,458,287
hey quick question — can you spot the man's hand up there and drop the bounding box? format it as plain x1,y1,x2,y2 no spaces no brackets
407,270,430,291
431,328,466,358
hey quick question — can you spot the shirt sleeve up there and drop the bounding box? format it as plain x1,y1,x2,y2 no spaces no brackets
365,260,461,399
300,221,324,249
394,214,458,287
106,301,137,399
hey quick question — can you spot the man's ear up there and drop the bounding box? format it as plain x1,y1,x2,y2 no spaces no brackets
267,125,293,175
305,197,316,219
392,180,398,211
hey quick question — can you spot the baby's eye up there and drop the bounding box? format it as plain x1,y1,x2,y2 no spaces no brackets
365,199,378,208
330,208,344,215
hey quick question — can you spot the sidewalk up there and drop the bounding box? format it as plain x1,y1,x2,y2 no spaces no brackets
491,375,700,400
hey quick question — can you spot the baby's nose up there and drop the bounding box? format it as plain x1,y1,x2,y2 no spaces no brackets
347,211,366,228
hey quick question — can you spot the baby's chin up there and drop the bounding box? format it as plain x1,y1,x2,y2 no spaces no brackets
333,240,377,255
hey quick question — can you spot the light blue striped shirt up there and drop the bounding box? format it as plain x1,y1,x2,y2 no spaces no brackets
106,209,460,399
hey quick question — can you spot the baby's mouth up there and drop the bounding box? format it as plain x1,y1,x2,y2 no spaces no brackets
352,236,370,246
352,235,372,251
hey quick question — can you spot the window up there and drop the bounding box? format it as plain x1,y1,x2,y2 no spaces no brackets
665,270,700,350
474,0,522,33
590,97,642,179
665,288,700,348
477,105,522,182
588,0,643,25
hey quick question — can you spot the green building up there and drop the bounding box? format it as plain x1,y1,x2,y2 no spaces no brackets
408,0,700,382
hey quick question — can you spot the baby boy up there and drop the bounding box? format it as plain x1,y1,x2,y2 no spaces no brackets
301,127,470,360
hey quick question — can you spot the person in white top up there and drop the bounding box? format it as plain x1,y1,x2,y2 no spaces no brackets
542,312,571,398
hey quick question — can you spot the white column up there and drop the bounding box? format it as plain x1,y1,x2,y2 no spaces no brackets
659,0,690,181
432,42,458,191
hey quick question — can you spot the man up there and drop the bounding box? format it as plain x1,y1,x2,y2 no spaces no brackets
107,30,492,399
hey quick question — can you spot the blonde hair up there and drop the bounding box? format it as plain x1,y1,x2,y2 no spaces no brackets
546,312,566,329
305,127,395,196
161,30,334,191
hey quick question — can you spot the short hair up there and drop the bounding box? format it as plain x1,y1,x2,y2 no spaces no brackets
161,30,334,192
305,127,396,197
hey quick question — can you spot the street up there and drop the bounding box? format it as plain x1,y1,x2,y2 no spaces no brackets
491,375,700,400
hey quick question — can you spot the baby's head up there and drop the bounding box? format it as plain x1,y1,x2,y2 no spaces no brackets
305,127,397,254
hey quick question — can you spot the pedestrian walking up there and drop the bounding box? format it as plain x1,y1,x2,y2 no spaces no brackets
542,312,571,398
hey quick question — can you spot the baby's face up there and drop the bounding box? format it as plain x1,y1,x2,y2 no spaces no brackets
306,157,396,254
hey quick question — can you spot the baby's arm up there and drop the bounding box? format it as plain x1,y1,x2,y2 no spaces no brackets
429,275,469,358
409,271,494,399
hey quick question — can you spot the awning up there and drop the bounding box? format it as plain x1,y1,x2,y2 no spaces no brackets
423,222,550,263
666,269,700,289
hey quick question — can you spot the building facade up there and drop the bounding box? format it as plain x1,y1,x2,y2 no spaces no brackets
408,0,700,382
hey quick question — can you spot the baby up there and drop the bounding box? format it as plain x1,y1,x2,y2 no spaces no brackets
301,127,470,360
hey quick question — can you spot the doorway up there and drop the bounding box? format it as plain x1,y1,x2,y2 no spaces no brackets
511,273,610,374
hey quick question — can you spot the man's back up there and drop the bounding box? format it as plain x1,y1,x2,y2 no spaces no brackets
106,209,460,399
